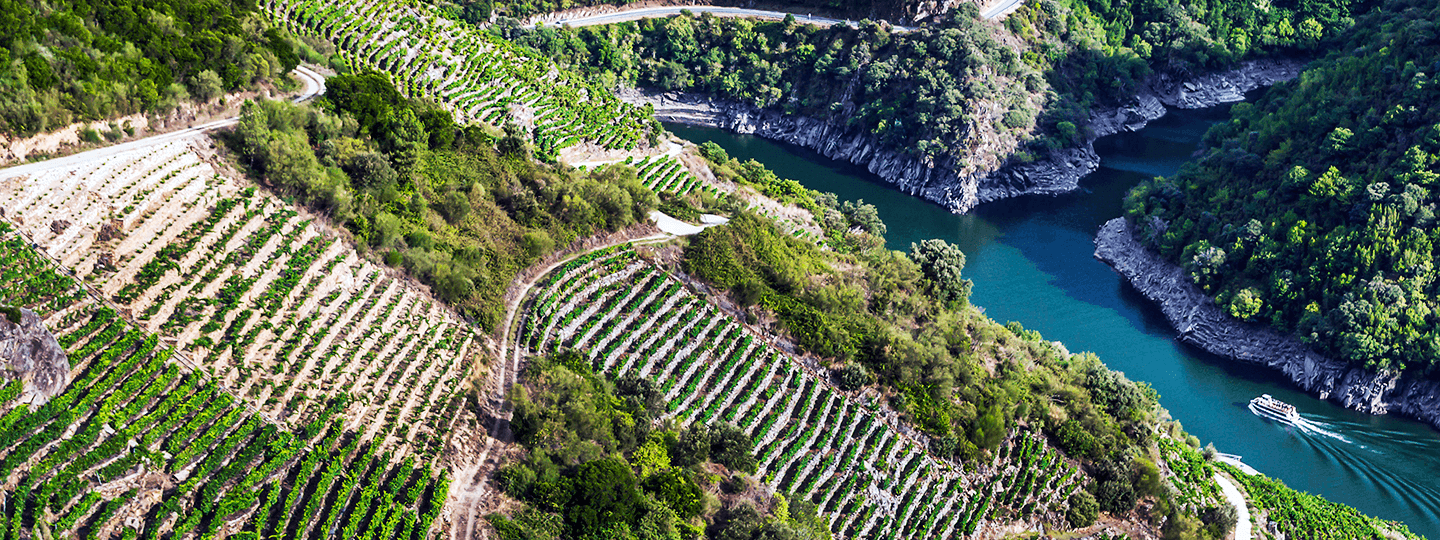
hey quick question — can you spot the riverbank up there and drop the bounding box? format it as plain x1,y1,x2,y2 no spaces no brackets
1093,218,1440,431
621,58,1303,214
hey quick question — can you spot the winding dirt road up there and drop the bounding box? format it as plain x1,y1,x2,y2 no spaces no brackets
1,66,326,179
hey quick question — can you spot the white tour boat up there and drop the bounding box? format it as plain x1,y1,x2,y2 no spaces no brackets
1249,394,1300,425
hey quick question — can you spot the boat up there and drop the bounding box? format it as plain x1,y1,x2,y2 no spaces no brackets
1249,394,1300,424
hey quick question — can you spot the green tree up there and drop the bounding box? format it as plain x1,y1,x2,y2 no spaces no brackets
909,239,972,306
191,70,224,103
1097,478,1136,514
1067,490,1099,527
1228,288,1264,321
568,457,644,533
642,468,704,519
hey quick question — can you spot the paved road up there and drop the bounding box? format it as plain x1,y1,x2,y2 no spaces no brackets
1216,473,1253,540
1,65,326,179
980,0,1025,20
531,0,1022,29
533,6,917,31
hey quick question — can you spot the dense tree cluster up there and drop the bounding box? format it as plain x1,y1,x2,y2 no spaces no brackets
493,351,829,540
0,0,300,137
227,72,658,330
1065,0,1362,71
517,7,1050,161
464,0,930,22
511,0,1361,165
1124,0,1440,374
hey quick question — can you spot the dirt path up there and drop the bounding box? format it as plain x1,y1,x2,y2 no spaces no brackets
0,66,325,180
450,229,679,540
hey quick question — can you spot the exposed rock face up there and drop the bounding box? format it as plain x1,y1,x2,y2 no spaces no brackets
97,219,124,242
0,307,71,404
623,57,1304,213
623,87,980,209
1094,218,1440,430
904,0,969,22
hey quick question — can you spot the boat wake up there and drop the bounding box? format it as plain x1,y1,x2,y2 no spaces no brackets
1294,415,1351,443
1247,402,1350,443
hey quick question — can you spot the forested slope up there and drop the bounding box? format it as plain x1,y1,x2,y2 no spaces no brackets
0,0,300,138
445,0,958,24
511,0,1364,197
1123,0,1440,375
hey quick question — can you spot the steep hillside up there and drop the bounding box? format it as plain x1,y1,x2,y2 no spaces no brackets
0,218,447,540
1,135,475,454
1120,0,1440,377
0,0,298,139
0,0,1430,539
482,197,1423,540
266,0,660,160
513,0,1362,212
457,0,973,24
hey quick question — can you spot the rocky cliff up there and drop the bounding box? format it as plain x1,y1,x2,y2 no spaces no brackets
1094,218,1440,430
0,307,71,404
623,57,1304,214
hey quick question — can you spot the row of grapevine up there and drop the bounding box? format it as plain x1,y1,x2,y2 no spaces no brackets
0,227,450,540
0,136,475,463
514,247,1087,538
264,0,657,159
622,155,702,194
1157,437,1222,510
1218,461,1407,540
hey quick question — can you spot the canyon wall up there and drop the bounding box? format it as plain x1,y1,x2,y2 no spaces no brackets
622,58,1304,214
1094,218,1440,430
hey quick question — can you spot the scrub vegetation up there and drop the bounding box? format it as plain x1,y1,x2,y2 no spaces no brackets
513,0,1362,165
226,73,658,330
0,0,300,137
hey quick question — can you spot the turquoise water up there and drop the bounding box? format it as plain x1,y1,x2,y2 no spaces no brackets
667,115,1440,537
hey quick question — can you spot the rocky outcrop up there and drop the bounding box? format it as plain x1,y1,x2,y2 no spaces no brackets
624,57,1304,213
623,86,983,209
1094,218,1440,430
0,307,71,404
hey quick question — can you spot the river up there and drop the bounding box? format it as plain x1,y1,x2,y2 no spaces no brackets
666,112,1440,536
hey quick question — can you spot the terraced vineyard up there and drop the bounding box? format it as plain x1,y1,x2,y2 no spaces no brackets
516,245,1087,538
265,0,657,159
629,155,701,195
1157,437,1222,512
0,135,474,462
0,223,448,540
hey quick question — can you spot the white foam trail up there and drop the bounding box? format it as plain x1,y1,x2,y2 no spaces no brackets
1295,415,1350,443
1248,403,1350,443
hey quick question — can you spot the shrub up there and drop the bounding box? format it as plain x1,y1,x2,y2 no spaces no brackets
496,464,536,498
832,362,872,391
1067,490,1098,527
1097,478,1136,514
